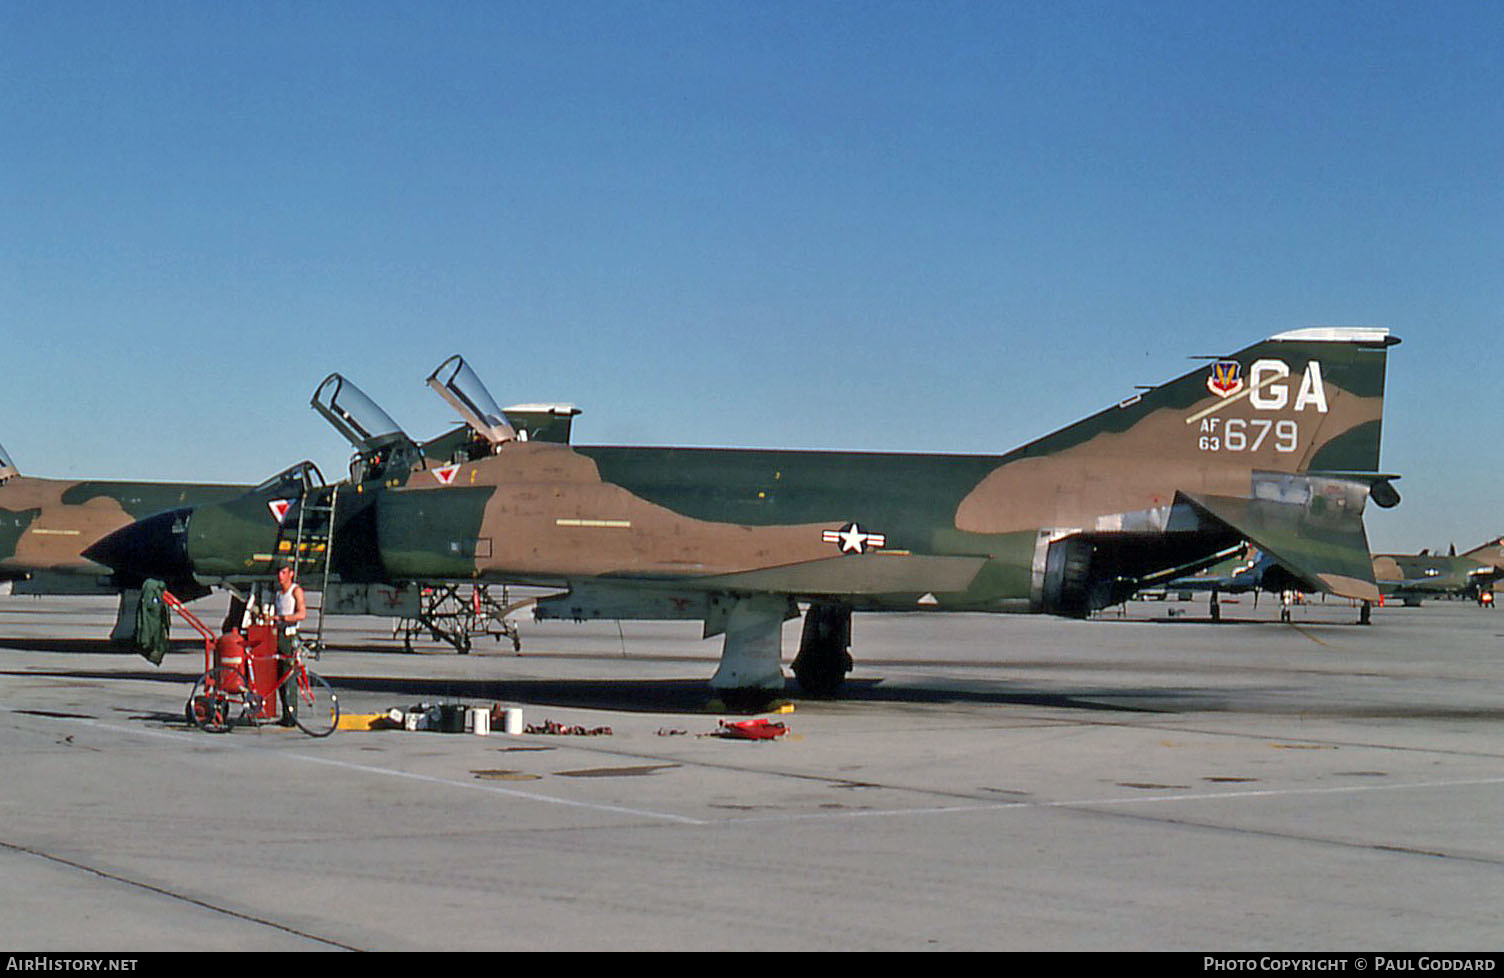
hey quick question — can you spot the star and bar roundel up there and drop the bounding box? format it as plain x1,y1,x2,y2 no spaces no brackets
823,522,886,555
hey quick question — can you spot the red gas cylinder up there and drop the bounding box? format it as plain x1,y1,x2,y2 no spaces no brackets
242,625,281,720
213,631,247,694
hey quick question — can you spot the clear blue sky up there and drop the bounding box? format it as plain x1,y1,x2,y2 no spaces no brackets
2,1,1499,554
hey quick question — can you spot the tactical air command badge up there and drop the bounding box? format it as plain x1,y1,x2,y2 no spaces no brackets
1206,360,1244,398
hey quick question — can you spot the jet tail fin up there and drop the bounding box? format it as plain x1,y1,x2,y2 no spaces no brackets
1014,326,1398,480
1462,537,1504,569
959,327,1401,543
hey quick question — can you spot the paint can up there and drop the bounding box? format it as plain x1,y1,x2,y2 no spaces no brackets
437,703,466,733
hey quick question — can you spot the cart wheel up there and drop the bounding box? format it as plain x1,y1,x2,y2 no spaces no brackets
187,667,239,733
292,669,339,737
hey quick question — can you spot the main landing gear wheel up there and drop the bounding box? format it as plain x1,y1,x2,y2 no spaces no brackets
290,670,339,738
791,604,853,697
186,667,238,734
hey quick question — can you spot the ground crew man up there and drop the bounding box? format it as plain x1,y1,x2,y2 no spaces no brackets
271,562,306,725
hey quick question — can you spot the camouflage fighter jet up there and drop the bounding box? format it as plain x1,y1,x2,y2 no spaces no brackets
86,327,1402,696
0,438,250,597
0,439,254,637
1371,537,1504,606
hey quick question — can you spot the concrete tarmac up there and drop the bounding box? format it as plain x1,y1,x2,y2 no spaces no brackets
1,593,1502,951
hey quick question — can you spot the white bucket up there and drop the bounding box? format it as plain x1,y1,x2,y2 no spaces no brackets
467,707,490,736
501,708,523,735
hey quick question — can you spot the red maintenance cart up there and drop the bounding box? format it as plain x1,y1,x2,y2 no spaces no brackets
168,592,340,737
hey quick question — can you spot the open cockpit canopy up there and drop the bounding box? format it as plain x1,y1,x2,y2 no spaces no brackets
253,460,325,498
310,373,421,483
312,374,407,452
426,355,581,446
426,355,517,446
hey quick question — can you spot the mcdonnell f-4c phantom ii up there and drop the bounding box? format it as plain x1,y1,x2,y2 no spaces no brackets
0,440,253,638
0,441,247,595
87,327,1402,697
1371,537,1504,606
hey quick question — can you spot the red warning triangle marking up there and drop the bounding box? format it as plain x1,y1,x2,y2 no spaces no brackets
433,464,460,485
268,499,292,523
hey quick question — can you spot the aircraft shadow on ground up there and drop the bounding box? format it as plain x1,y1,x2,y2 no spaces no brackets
322,675,1178,714
0,639,1175,713
2,661,1189,716
9,665,1504,721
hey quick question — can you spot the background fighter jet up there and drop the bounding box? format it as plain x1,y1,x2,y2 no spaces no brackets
1160,545,1335,621
0,440,250,639
1371,538,1504,606
0,438,247,596
88,327,1401,696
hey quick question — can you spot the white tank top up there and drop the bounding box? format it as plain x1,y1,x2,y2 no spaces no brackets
275,587,299,633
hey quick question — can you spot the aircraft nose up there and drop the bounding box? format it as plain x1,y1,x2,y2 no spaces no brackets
84,507,195,586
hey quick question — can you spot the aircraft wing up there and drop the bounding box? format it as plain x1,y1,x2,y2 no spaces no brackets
1179,490,1379,602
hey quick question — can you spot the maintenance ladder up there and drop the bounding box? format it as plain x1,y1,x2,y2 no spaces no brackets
280,484,340,653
